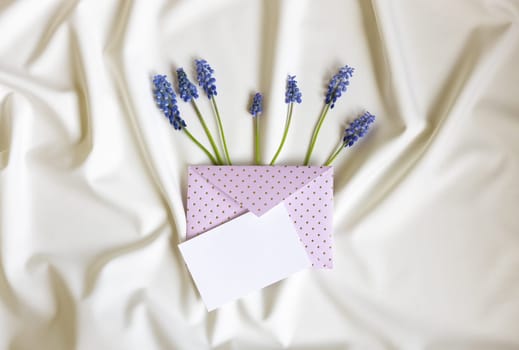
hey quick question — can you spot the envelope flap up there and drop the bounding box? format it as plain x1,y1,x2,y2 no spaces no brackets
191,166,331,216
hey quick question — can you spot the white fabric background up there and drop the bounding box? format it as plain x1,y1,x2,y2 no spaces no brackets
1,0,518,349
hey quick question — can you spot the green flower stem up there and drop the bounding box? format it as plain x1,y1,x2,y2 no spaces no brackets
210,96,232,165
324,141,344,166
304,103,331,165
254,116,261,164
191,100,223,164
183,128,218,165
270,103,294,165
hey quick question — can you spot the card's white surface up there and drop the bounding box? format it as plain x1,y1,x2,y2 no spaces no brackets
179,203,311,311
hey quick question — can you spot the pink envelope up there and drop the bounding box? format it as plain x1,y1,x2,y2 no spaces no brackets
185,165,334,268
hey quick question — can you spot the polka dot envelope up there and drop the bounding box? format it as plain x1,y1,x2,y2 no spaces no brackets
185,165,334,269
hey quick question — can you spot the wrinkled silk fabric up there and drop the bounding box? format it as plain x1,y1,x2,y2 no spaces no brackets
0,0,518,349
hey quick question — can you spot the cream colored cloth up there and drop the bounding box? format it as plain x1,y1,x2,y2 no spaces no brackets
1,0,518,349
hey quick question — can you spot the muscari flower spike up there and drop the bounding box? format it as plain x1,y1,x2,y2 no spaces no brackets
285,75,302,104
195,59,217,98
249,92,263,117
176,68,199,102
152,74,186,130
325,65,355,108
343,111,376,147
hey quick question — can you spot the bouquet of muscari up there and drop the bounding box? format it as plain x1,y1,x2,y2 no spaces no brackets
152,59,376,311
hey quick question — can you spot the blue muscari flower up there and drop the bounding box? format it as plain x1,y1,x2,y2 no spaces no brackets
176,68,199,102
325,65,355,108
343,111,375,147
152,74,186,130
285,75,302,104
249,92,263,117
195,59,217,98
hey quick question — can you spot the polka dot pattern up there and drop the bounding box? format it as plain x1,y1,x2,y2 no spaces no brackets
193,165,330,216
186,170,247,239
186,165,334,269
284,169,334,268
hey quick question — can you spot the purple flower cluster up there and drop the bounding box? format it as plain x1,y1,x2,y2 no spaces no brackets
176,68,199,102
285,75,302,104
249,93,263,117
343,111,375,147
325,65,355,108
152,75,186,130
195,59,218,98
